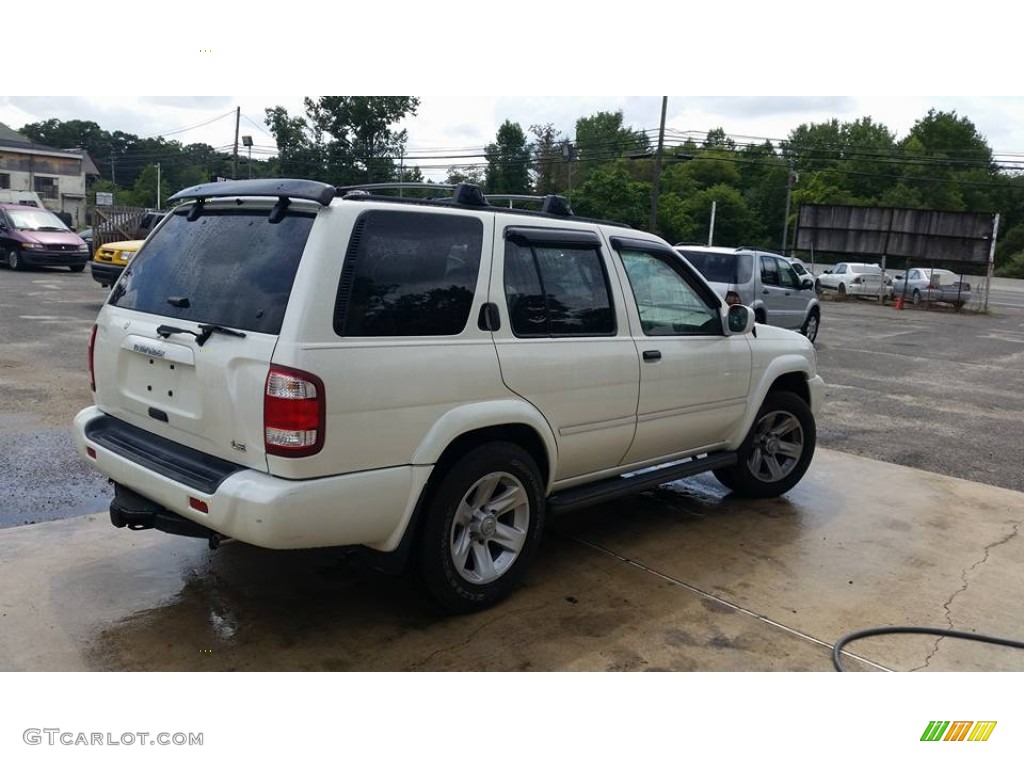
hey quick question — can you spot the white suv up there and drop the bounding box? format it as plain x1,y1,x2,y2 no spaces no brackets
74,179,825,612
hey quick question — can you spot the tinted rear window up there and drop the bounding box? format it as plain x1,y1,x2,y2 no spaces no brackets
678,250,753,284
336,210,483,337
108,208,314,335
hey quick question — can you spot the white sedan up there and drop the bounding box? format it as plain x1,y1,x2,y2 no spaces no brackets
815,262,891,299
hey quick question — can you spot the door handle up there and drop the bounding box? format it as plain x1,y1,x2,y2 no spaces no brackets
762,289,770,294
643,350,661,362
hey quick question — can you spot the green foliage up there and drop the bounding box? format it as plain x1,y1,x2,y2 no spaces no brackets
485,121,532,194
995,250,1024,278
571,161,650,228
264,97,420,186
573,110,648,188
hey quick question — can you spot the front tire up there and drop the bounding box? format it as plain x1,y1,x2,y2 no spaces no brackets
714,391,816,498
418,442,545,613
69,263,86,273
7,249,23,271
912,289,922,305
837,283,847,299
801,309,820,343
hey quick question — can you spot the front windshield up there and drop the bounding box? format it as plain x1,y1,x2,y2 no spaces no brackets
7,209,70,232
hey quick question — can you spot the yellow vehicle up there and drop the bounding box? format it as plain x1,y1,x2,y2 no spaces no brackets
91,239,144,288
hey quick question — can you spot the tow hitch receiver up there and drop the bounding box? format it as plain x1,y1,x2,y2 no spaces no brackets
109,484,214,540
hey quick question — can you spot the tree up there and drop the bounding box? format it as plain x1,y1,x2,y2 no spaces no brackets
265,97,420,185
530,123,568,193
445,165,485,186
904,109,994,168
702,127,735,150
573,111,648,187
484,120,532,194
571,160,650,228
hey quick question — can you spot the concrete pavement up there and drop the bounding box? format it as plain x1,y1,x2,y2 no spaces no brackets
2,448,1021,672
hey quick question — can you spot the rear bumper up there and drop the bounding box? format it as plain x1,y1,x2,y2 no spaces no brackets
73,407,431,551
90,261,124,286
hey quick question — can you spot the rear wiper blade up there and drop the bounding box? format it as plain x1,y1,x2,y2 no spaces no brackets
155,323,246,347
196,324,246,345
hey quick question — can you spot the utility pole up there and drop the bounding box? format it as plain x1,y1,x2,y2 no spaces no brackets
649,96,668,233
781,159,797,255
708,200,717,246
156,163,161,209
232,106,240,180
984,213,1000,312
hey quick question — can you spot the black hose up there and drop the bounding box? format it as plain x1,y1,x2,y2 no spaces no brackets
833,626,1024,671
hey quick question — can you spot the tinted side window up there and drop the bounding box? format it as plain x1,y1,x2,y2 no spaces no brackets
504,242,614,337
760,255,779,286
338,211,483,337
109,209,314,335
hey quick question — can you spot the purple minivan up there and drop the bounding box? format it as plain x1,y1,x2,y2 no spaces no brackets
0,203,90,272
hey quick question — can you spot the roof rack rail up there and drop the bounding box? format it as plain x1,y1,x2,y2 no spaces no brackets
485,194,574,217
338,183,573,215
168,178,336,206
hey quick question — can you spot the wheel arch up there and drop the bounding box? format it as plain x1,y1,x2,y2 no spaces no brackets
359,405,556,575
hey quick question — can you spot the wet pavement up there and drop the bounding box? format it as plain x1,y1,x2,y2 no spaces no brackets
2,448,1021,672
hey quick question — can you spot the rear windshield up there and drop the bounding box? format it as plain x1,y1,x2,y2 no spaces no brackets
678,250,753,284
108,208,314,335
853,264,882,274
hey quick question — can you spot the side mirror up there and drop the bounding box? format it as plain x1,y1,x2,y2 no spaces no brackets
800,276,814,289
823,269,832,274
894,274,904,281
724,304,755,335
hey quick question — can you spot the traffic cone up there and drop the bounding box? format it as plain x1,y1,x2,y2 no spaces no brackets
894,294,904,310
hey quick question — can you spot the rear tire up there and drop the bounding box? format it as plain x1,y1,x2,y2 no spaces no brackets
714,391,816,498
417,442,545,613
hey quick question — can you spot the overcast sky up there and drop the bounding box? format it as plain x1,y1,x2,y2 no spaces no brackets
4,95,1024,183
5,2,1020,181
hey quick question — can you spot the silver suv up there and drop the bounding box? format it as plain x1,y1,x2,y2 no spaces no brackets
74,179,824,612
675,245,821,343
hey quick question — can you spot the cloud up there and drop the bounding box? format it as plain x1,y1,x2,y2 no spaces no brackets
141,96,234,110
688,97,856,119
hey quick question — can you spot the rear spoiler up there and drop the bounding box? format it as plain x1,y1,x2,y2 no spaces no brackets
168,179,336,207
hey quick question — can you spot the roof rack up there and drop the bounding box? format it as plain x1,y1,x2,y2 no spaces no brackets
168,178,336,206
167,179,624,227
338,182,574,216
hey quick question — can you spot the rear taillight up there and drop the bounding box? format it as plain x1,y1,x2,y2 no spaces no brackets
725,291,741,306
88,324,97,392
264,365,325,457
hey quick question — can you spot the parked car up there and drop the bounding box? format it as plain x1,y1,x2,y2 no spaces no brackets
74,179,824,613
0,203,90,272
675,245,821,342
91,239,145,288
78,228,94,255
891,268,972,307
785,257,815,289
815,262,891,299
